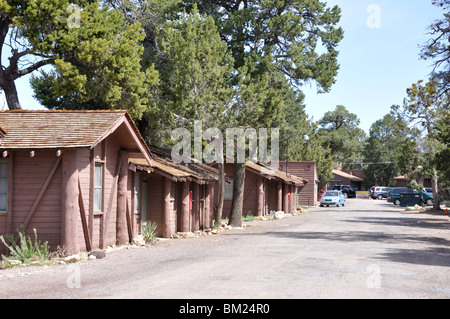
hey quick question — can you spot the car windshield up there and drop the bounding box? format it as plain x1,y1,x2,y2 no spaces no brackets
325,191,339,196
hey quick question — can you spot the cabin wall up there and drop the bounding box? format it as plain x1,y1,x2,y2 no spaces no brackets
278,162,317,207
0,136,136,256
0,150,63,255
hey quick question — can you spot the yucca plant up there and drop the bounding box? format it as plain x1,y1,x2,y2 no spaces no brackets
0,225,49,264
141,222,158,244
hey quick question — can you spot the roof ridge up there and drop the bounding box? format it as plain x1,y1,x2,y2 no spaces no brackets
0,109,127,113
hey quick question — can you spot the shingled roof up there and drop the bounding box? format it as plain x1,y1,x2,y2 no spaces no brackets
0,110,152,163
129,146,221,184
246,161,308,186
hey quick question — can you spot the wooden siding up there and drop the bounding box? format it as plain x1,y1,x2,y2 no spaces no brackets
147,174,165,237
4,150,62,253
278,162,317,207
0,135,137,255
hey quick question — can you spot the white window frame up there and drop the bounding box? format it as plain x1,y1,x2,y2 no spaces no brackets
94,163,104,213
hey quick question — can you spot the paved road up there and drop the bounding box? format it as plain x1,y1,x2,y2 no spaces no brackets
1,198,449,299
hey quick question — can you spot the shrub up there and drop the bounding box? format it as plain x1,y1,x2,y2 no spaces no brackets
141,222,158,243
0,225,49,265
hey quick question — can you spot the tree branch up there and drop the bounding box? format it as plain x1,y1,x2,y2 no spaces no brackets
12,58,55,80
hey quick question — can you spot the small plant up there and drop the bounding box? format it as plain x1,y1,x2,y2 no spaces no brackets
242,215,257,222
141,222,158,243
0,225,49,266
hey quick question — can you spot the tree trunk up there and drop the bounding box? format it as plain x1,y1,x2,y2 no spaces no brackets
229,162,245,227
214,163,225,226
432,168,440,210
2,79,22,110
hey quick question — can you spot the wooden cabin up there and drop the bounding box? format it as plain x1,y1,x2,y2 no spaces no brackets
129,147,219,238
216,162,307,218
277,161,319,207
0,110,152,255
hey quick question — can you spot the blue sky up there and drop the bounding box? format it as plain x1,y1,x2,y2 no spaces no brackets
1,1,445,135
302,0,444,133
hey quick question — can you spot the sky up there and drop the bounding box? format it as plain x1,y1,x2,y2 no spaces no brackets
0,1,445,134
302,0,444,133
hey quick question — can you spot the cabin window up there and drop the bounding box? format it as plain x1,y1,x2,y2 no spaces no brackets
94,163,103,212
135,173,141,213
0,161,8,214
224,179,233,200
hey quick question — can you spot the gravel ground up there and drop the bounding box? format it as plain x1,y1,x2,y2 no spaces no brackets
0,198,449,299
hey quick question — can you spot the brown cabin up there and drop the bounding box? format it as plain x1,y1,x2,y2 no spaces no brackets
274,161,319,207
0,110,152,255
129,146,219,238
215,162,307,218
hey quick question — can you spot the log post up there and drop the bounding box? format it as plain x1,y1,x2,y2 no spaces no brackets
204,184,212,228
283,183,289,213
257,177,264,217
180,182,190,232
277,181,282,212
193,183,200,231
116,150,129,245
61,150,79,255
163,177,172,238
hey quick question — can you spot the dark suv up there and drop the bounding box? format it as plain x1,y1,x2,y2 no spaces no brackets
333,185,356,198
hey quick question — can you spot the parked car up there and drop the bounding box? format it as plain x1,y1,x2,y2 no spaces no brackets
333,185,356,198
387,187,433,205
320,190,346,207
371,186,391,200
318,190,326,201
369,186,376,198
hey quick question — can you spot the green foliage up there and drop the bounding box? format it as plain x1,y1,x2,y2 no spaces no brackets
318,105,367,167
362,114,416,187
185,0,344,92
0,226,50,265
141,222,158,243
0,0,159,117
147,4,234,144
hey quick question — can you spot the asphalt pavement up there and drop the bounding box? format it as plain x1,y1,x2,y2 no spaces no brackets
0,198,449,299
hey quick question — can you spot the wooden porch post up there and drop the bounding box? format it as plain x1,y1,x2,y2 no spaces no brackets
204,184,212,228
277,181,282,211
283,183,289,213
163,177,172,238
180,182,190,232
116,150,129,245
193,183,200,231
257,176,264,217
61,150,79,255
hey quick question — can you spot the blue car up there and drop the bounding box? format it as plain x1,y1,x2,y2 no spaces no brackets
320,190,346,207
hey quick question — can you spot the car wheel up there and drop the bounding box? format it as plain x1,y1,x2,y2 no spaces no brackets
377,195,383,200
426,198,433,206
394,199,400,205
320,204,324,207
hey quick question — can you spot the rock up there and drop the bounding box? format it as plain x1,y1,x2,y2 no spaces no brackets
64,254,81,263
7,260,22,266
132,235,146,246
274,211,285,219
89,250,106,259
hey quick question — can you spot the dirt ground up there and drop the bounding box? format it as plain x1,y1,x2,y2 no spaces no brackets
0,198,449,299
